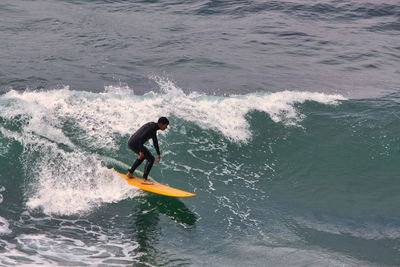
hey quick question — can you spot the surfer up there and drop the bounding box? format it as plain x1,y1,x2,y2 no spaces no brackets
127,117,169,184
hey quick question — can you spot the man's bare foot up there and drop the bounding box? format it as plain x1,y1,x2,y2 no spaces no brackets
126,172,134,179
141,179,153,185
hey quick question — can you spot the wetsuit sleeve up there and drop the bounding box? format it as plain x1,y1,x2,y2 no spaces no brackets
152,134,160,155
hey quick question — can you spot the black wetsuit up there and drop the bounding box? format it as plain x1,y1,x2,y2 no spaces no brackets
128,122,160,179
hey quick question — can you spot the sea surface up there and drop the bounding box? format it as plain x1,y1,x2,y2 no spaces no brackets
1,0,400,266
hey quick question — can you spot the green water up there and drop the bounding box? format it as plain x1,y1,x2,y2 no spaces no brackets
0,89,399,266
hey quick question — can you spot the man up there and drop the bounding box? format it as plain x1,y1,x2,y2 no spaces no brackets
127,117,169,184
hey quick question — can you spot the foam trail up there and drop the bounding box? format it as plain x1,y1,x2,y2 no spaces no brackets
24,144,140,215
1,89,142,215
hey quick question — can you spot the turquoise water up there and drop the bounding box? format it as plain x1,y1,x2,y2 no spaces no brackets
1,86,399,266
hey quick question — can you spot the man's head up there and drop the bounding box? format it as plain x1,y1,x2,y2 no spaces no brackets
158,117,169,131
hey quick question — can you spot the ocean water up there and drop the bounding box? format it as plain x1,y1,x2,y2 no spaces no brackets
1,0,400,266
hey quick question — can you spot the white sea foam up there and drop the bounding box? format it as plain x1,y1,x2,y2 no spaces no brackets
0,230,140,266
0,82,346,215
104,83,133,95
26,164,140,215
3,79,346,145
152,76,346,141
0,216,11,235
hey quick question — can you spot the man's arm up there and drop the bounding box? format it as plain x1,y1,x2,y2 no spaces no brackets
152,134,161,162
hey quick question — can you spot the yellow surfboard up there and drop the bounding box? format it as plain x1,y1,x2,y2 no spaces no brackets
117,172,196,198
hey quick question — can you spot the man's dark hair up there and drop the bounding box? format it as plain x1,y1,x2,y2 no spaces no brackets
158,117,169,125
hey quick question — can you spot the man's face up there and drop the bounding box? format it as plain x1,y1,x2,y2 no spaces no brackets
159,123,168,131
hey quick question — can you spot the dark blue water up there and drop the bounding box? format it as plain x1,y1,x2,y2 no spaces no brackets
1,0,400,266
1,0,399,97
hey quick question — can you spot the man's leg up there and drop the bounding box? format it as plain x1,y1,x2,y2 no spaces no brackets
142,147,155,179
127,144,142,178
129,157,144,175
